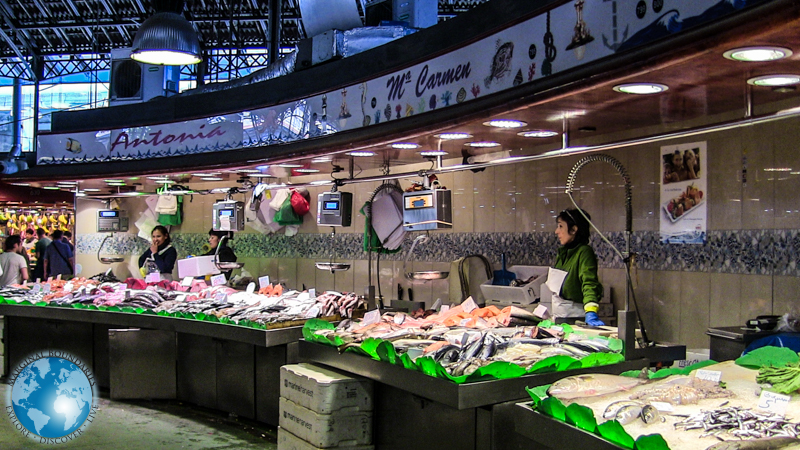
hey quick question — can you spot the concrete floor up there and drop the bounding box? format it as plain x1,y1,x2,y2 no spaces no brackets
0,383,279,449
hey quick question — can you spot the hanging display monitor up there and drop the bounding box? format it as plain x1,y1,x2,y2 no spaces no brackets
212,201,245,231
97,210,129,232
317,191,353,227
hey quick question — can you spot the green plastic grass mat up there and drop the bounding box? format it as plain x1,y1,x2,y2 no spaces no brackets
736,346,800,370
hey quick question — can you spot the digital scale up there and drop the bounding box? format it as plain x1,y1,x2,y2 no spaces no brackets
402,189,452,231
97,210,129,232
317,191,353,227
212,201,245,231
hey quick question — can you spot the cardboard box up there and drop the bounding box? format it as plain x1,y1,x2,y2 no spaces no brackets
279,398,372,448
280,363,373,414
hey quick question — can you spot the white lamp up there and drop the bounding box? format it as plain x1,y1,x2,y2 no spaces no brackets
131,12,202,65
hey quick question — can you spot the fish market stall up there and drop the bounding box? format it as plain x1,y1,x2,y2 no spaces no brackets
510,349,800,450
298,305,649,450
0,278,364,426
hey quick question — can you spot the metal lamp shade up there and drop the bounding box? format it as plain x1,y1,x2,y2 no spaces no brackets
131,12,201,65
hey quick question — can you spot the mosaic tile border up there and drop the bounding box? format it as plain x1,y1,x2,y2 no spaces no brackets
77,229,796,277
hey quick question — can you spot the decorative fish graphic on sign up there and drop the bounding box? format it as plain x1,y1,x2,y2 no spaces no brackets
484,41,514,89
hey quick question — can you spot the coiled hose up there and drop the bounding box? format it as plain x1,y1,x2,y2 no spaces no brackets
365,181,405,307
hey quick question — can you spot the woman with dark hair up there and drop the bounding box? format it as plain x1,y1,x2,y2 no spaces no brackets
138,225,177,281
203,229,237,279
550,208,604,326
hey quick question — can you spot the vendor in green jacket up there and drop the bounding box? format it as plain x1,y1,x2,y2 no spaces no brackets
552,208,604,326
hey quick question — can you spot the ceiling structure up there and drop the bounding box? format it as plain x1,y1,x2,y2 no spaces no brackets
6,0,800,197
0,0,487,81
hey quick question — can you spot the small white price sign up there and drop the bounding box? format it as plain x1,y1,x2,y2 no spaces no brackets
461,296,478,313
246,282,256,293
210,274,227,286
440,304,450,313
43,283,51,294
145,272,161,283
362,309,381,325
309,288,316,298
258,275,270,289
181,276,193,287
551,325,564,332
758,390,791,416
650,401,674,412
695,369,722,383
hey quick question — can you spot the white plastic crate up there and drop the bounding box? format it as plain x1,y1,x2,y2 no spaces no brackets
279,397,372,448
480,265,549,306
176,255,220,278
277,427,375,450
280,363,373,414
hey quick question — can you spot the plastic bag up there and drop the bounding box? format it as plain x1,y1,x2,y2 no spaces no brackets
291,190,310,215
155,195,178,214
274,196,302,226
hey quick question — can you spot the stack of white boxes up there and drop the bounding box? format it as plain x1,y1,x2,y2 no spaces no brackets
278,363,374,450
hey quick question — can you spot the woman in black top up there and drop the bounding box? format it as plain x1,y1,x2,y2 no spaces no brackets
138,225,178,281
203,229,237,279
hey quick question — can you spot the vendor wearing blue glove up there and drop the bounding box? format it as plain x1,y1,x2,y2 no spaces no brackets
552,208,604,326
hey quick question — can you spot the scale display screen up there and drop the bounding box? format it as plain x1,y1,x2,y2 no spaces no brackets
99,210,119,218
404,194,433,210
323,201,340,211
219,209,234,217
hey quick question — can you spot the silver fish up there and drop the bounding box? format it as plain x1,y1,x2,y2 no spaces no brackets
615,404,643,425
641,404,664,424
603,400,643,420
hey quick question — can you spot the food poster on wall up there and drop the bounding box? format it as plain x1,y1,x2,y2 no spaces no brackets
660,141,707,244
37,0,759,164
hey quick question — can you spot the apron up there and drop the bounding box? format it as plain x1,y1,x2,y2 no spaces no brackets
545,267,585,319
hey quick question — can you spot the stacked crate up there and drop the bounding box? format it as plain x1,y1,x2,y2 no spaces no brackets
278,363,374,450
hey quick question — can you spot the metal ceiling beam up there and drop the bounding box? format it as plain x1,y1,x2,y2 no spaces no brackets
0,0,37,79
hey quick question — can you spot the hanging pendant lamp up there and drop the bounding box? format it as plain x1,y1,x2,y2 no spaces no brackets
131,11,202,65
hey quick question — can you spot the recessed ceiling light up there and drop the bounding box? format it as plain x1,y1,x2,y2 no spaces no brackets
43,186,60,190
294,168,320,173
10,183,29,186
434,132,472,140
104,179,124,183
277,163,303,168
83,188,101,192
154,179,174,184
613,83,669,94
201,177,224,181
255,165,271,170
420,150,448,157
723,46,792,62
348,151,375,157
57,181,78,185
467,141,500,148
391,143,419,149
251,173,276,178
483,119,527,128
237,169,260,173
764,168,792,172
76,192,86,197
191,172,220,177
106,182,126,186
747,74,800,87
147,176,170,180
123,191,143,196
310,157,332,163
518,130,559,138
310,180,333,185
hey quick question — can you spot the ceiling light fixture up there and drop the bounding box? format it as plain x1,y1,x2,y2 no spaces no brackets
106,182,127,186
483,119,527,128
310,157,332,163
251,173,277,178
104,179,124,183
723,46,792,62
10,183,29,186
518,130,559,138
255,165,271,170
201,177,223,181
310,180,333,185
191,172,219,177
420,150,448,157
277,163,303,168
130,10,202,66
294,168,320,173
434,132,472,140
83,188,101,192
467,141,501,148
747,74,800,87
613,83,669,94
391,143,420,149
123,192,143,196
348,151,375,157
237,169,261,173
154,179,175,184
43,186,60,190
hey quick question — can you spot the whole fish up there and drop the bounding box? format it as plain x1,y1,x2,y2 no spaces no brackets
641,404,663,424
603,400,643,420
548,374,644,400
615,404,643,425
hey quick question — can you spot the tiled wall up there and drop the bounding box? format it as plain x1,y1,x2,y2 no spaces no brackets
76,116,800,350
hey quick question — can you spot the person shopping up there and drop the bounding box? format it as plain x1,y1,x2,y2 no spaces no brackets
0,235,26,286
548,208,604,326
138,225,177,281
203,229,237,279
43,230,74,279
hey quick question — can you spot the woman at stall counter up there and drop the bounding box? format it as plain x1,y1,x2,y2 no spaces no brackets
203,229,237,279
138,225,177,281
551,208,604,326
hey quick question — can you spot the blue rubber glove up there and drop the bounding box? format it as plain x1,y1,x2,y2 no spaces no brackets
585,311,605,327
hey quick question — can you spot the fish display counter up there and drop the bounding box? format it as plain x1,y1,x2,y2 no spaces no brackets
297,305,650,450
509,348,800,450
0,278,364,426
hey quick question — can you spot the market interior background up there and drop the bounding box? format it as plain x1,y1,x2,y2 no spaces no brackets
0,0,798,352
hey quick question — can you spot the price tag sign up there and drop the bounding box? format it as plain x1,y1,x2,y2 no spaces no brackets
31,284,41,294
145,272,161,283
440,304,450,313
210,274,227,286
246,282,256,294
181,277,193,287
362,309,381,325
459,318,472,327
214,292,228,304
431,298,442,311
650,401,674,412
758,390,791,416
62,282,74,293
43,283,51,294
461,296,478,313
56,274,62,281
695,369,723,383
394,314,405,325
309,288,316,298
258,275,270,289
551,325,564,332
